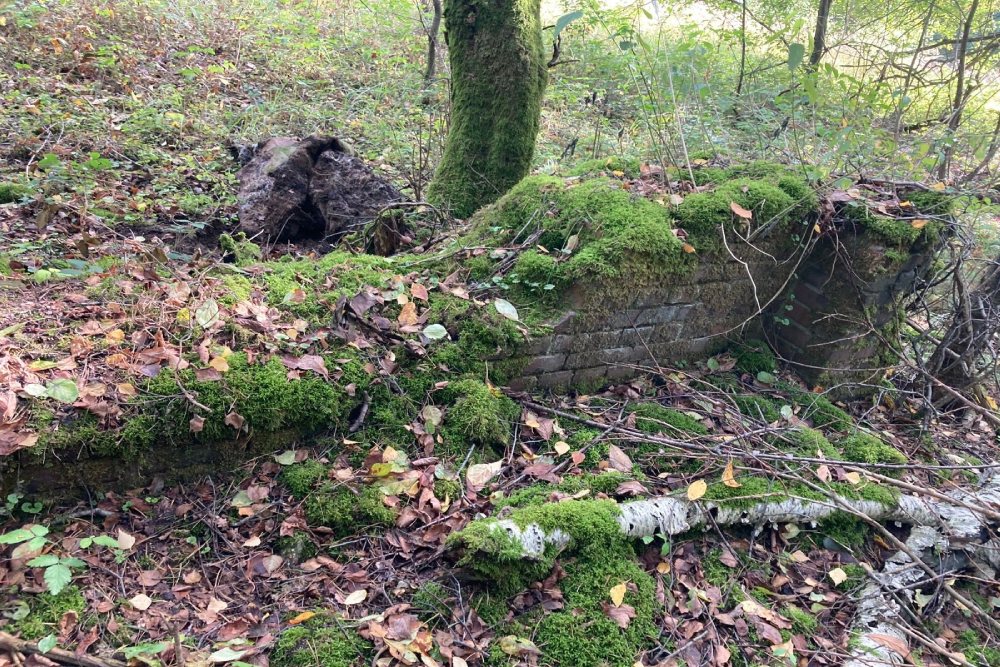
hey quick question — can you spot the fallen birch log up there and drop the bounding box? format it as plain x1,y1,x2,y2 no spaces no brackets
451,474,1000,663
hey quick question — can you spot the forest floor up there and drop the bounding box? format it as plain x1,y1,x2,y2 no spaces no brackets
2,2,1000,667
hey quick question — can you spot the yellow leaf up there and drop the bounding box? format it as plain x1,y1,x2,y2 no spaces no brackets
682,243,696,254
656,561,670,574
117,383,137,397
828,567,848,585
910,219,929,230
553,440,570,455
986,395,999,411
730,202,753,219
288,611,316,625
609,582,627,606
789,550,809,563
686,479,708,501
105,329,125,344
611,170,625,177
722,460,741,488
209,356,230,372
669,194,684,206
930,182,947,192
813,223,822,234
844,471,862,485
342,589,367,605
398,301,418,326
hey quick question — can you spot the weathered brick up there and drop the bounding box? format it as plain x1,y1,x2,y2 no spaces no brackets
648,322,684,344
522,336,553,356
603,309,643,329
572,366,608,386
547,334,575,353
522,354,567,375
605,365,640,382
566,330,621,353
536,370,574,390
508,376,537,392
551,311,578,334
616,326,654,348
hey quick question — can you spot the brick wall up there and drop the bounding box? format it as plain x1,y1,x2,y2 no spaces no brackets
511,235,796,391
511,229,936,392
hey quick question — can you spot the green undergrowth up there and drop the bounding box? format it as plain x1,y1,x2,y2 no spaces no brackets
272,617,372,667
5,585,86,640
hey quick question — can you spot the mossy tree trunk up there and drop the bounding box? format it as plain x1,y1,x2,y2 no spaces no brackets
427,0,548,218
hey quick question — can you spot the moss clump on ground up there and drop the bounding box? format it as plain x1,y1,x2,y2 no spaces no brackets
732,393,783,423
456,499,657,667
304,484,396,537
144,353,342,444
262,251,395,320
280,460,328,497
450,499,629,589
271,621,372,667
955,629,1000,667
534,557,657,667
703,548,735,587
276,531,317,563
7,586,86,640
783,604,819,635
631,402,707,435
424,297,526,381
0,182,33,204
778,427,840,458
842,202,941,249
733,339,778,375
839,432,907,465
567,156,641,179
821,513,869,548
411,581,451,625
218,232,262,266
439,379,520,457
785,388,853,431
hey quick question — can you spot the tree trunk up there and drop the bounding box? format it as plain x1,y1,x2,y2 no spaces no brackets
423,0,442,82
426,0,548,218
938,0,980,179
808,0,833,67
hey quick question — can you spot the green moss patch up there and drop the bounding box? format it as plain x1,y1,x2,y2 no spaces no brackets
630,402,707,435
839,432,907,465
567,156,641,179
0,181,34,204
304,484,397,537
272,620,372,667
7,586,86,640
439,379,521,458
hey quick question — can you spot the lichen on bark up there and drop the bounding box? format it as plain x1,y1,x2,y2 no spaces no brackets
427,0,548,218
